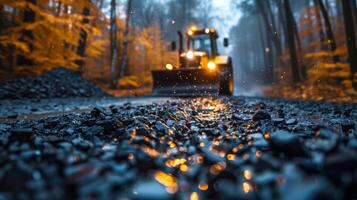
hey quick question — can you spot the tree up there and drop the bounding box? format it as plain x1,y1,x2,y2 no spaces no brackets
256,0,282,57
316,0,340,63
164,0,200,41
196,1,214,27
116,0,133,88
313,0,327,51
283,0,301,83
255,0,276,83
76,1,91,73
341,0,357,87
17,0,37,67
110,0,119,87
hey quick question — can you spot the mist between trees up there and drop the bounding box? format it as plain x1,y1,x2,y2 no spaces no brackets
0,0,356,98
232,0,357,98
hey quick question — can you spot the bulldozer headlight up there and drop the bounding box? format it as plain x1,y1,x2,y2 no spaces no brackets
187,51,194,59
207,61,216,70
165,63,174,70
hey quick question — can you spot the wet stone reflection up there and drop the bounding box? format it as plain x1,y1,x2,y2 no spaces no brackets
0,97,356,199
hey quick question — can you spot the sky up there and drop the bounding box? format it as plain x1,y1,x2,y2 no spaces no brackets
211,0,241,37
211,0,241,54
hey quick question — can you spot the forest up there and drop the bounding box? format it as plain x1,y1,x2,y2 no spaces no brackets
1,1,357,199
0,0,356,102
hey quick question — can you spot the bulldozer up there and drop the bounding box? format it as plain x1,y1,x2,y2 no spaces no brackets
151,27,234,96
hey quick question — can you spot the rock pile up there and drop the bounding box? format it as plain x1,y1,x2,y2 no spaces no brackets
0,68,108,100
0,97,356,199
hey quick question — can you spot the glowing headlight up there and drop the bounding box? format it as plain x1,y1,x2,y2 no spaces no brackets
205,28,210,34
207,61,216,70
187,51,194,59
165,63,174,70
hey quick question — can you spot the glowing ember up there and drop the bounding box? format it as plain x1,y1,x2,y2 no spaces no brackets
168,141,176,148
255,150,262,158
165,158,186,168
243,170,252,180
190,192,200,200
242,182,252,193
209,162,226,175
143,147,160,158
154,171,178,193
264,132,270,140
179,164,189,172
227,154,236,160
128,153,134,160
198,183,209,191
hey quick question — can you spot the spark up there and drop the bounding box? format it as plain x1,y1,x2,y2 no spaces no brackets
243,170,252,180
190,192,200,200
198,183,209,191
242,182,252,193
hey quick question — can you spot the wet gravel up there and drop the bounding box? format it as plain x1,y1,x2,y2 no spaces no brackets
0,97,356,200
0,68,108,100
0,97,172,121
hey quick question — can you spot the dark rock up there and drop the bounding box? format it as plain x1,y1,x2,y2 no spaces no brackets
84,126,104,136
232,113,243,121
341,121,354,133
65,163,99,185
324,151,357,180
9,128,35,142
133,179,172,200
269,130,307,157
91,107,102,118
96,120,119,132
252,110,271,121
305,129,339,153
272,118,285,125
0,163,33,193
285,118,297,125
201,147,225,164
155,121,168,132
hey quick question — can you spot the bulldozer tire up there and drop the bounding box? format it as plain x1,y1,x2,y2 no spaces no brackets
219,73,233,96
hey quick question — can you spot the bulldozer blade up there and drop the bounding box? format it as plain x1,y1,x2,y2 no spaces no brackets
151,68,220,96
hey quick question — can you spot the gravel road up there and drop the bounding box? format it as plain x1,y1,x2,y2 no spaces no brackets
0,97,356,200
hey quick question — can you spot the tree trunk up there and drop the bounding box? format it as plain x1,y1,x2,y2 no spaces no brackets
110,0,118,87
304,0,314,50
56,1,62,16
0,5,4,32
317,0,340,63
283,0,301,84
76,2,91,73
258,14,268,69
351,0,357,29
292,11,307,80
258,8,274,84
313,0,326,51
116,0,133,88
256,0,282,58
341,0,357,88
17,0,37,67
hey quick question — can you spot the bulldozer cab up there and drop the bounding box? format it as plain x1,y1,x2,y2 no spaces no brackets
187,29,219,58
